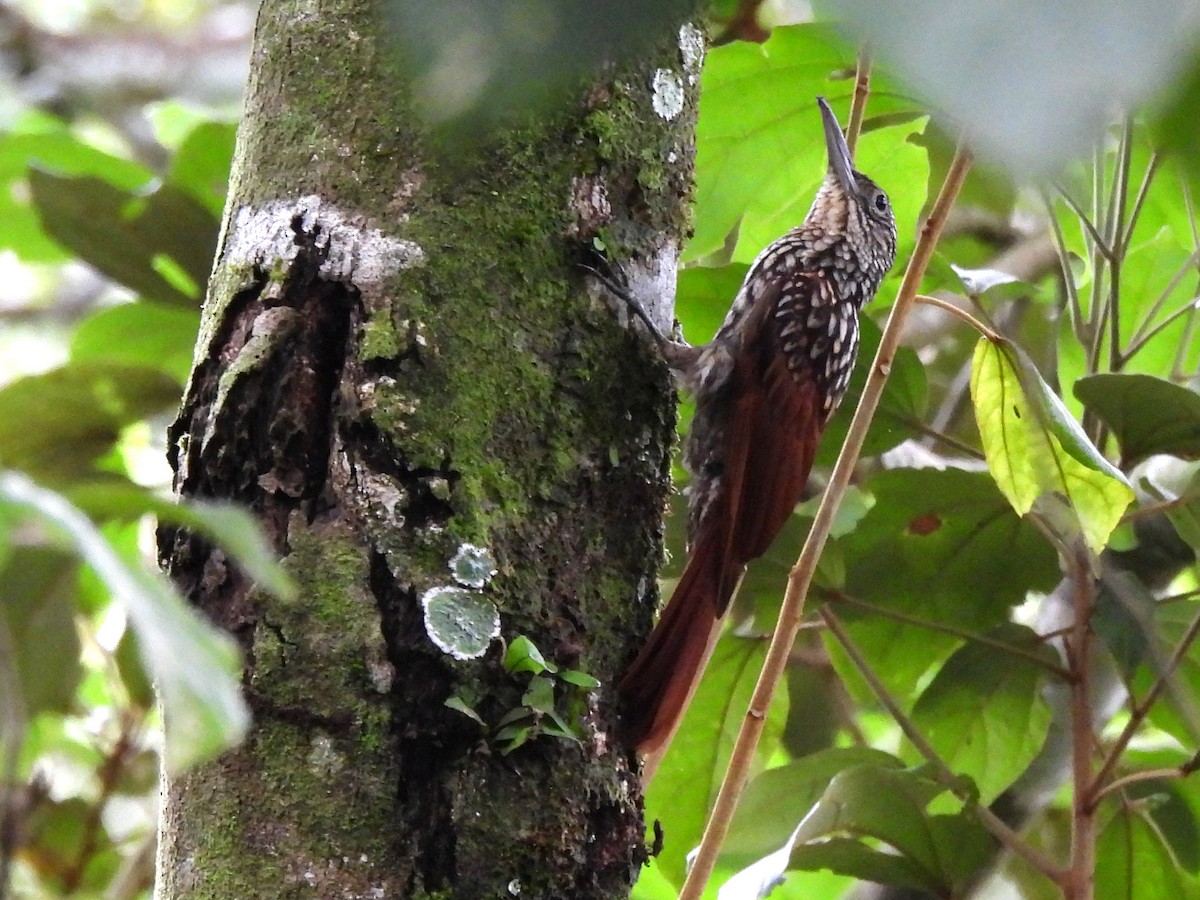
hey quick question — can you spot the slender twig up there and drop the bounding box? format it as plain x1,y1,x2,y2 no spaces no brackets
821,607,1070,884
1093,752,1200,804
1157,587,1200,607
0,618,26,900
1123,249,1200,351
1066,545,1097,900
1054,187,1113,263
61,717,137,892
846,45,871,160
1122,297,1200,364
824,590,1072,678
1119,486,1200,523
677,139,974,900
897,415,986,460
1173,305,1200,380
1106,117,1134,374
1042,190,1086,342
1186,176,1200,252
1119,151,1160,258
915,293,1002,341
1106,119,1133,251
1091,602,1200,796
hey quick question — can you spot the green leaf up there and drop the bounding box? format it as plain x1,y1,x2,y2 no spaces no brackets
559,669,600,689
71,303,200,386
817,468,1058,711
444,694,486,726
168,121,238,217
0,546,81,717
28,168,218,306
645,638,789,886
66,480,295,600
786,765,995,894
723,748,902,862
521,675,556,714
911,623,1056,804
0,363,182,482
504,635,554,674
687,24,926,264
675,264,750,347
1096,803,1200,899
788,838,941,894
0,472,248,772
1140,602,1200,748
1075,374,1200,465
114,627,155,711
0,128,152,262
1153,462,1200,554
971,338,1135,553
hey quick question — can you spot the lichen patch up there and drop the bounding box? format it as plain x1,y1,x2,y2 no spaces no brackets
225,195,425,290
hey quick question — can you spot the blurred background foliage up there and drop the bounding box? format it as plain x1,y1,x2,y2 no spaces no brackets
1,0,1199,897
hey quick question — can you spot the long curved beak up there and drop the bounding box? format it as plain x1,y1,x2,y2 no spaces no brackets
817,96,855,192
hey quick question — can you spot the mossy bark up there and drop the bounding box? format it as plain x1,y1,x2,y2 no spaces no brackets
157,0,698,897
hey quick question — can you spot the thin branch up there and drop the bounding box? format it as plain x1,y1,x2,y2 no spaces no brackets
1127,295,1199,366
846,45,871,160
898,415,986,460
1123,250,1200,353
915,293,1002,341
1054,186,1114,264
1119,485,1200,523
1090,601,1200,796
1119,151,1160,258
1107,117,1134,374
1067,545,1097,900
1093,752,1200,804
678,139,974,900
1042,190,1086,342
1173,307,1200,380
1158,587,1200,607
824,590,1072,679
821,607,1070,885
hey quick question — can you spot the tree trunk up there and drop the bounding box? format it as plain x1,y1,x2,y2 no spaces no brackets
156,0,699,897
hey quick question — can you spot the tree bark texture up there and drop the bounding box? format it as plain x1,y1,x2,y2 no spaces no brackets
156,1,700,897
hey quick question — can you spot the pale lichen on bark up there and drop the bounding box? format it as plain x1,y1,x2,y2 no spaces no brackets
160,0,702,894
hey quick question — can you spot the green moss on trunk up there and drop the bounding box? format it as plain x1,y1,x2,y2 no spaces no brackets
160,0,700,896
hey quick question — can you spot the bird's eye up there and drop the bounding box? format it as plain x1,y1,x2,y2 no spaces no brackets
873,192,889,213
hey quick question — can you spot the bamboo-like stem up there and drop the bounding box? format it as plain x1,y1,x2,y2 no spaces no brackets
677,140,975,900
846,45,871,159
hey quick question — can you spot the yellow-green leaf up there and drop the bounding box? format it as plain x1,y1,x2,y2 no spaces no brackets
970,338,1134,553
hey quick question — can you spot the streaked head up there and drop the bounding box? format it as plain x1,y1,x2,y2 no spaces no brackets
812,97,897,279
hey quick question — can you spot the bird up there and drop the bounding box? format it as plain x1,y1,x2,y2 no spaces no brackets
613,96,898,759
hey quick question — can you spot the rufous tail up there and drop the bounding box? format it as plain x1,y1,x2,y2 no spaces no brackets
618,530,739,756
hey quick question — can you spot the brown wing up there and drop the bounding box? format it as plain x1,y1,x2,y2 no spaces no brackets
618,271,838,754
714,270,830,609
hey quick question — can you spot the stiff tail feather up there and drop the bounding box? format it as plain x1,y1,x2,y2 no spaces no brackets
618,530,739,756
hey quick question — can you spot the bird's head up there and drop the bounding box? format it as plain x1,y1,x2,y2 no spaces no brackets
809,96,897,281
